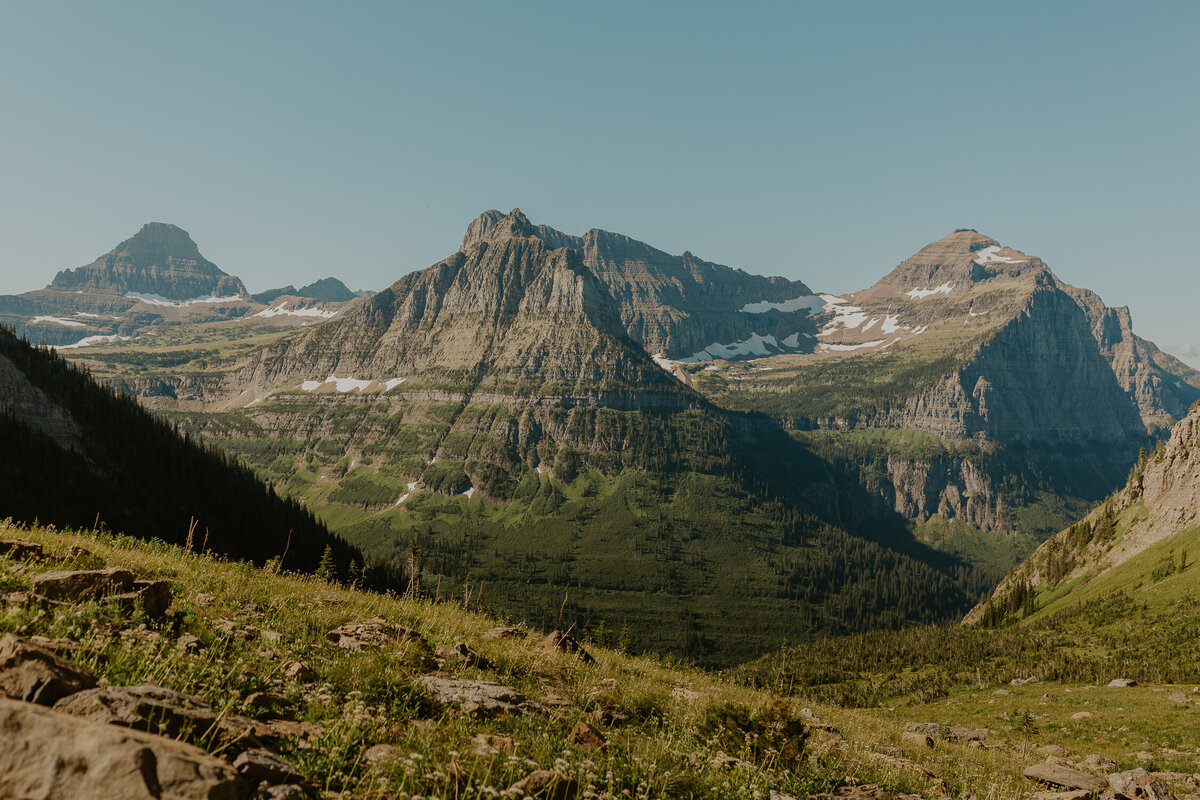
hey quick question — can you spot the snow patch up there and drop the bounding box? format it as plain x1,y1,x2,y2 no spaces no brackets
881,315,902,334
651,353,676,371
972,245,1024,265
782,333,801,348
395,482,420,506
58,334,132,349
30,315,85,327
680,333,781,362
255,300,338,319
817,296,870,336
384,377,406,390
463,487,476,499
905,283,954,299
299,376,373,393
126,292,244,307
73,312,114,319
740,294,827,314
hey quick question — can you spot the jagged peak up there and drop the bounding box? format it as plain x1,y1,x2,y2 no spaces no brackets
461,208,536,248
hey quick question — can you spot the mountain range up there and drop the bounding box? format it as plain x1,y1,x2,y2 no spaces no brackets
0,222,369,348
16,210,1199,663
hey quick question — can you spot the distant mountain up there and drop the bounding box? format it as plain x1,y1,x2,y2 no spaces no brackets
686,229,1200,538
0,224,364,347
49,222,246,300
252,277,363,305
462,210,820,361
968,398,1200,626
0,325,362,575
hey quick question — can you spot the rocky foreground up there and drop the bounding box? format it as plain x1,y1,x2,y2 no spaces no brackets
1,522,1198,799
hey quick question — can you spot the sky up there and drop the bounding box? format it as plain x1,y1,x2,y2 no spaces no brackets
1,1,1198,364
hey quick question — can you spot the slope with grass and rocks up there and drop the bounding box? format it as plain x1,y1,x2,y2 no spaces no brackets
13,518,1192,800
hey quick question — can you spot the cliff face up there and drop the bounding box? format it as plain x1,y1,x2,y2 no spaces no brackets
50,223,246,300
461,210,820,360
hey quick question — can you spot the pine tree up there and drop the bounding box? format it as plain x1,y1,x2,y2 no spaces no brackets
316,545,337,582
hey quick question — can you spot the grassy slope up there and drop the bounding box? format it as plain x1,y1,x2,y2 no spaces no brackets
11,519,1197,798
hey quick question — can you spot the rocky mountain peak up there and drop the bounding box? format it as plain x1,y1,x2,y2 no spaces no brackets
48,223,245,300
461,209,506,248
477,208,534,243
861,230,1046,300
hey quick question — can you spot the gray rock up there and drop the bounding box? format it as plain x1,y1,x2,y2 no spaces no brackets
281,660,314,682
326,618,420,651
1023,763,1108,791
1107,678,1138,688
1109,768,1177,800
32,566,135,602
252,785,311,800
418,676,530,716
567,720,606,751
537,630,594,664
1077,753,1118,774
0,633,97,705
233,749,303,786
437,641,493,670
54,683,218,740
0,696,248,799
900,731,934,748
112,580,173,617
508,769,579,799
903,722,950,739
0,540,43,560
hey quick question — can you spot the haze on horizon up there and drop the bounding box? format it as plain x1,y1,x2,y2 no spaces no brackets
1,1,1197,365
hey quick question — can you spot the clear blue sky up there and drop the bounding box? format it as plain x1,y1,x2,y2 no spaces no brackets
2,2,1198,364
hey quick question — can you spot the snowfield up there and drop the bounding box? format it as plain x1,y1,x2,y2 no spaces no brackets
125,292,245,307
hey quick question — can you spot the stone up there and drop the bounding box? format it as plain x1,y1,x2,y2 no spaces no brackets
770,791,798,800
62,545,91,560
1023,763,1108,792
0,696,248,799
1110,768,1177,800
326,618,418,651
993,689,1012,695
0,540,43,560
900,731,934,748
903,722,950,739
1078,753,1118,773
508,770,580,799
1070,711,1094,720
1032,792,1092,800
233,749,303,786
0,633,97,705
417,676,530,716
537,630,595,664
282,660,314,682
252,786,310,800
472,733,515,756
1037,744,1071,757
482,626,527,640
1167,691,1190,705
243,691,284,710
1108,678,1138,688
178,634,204,652
1011,676,1041,685
567,720,607,751
31,566,135,602
948,725,988,742
436,641,493,670
54,683,218,740
112,580,173,617
363,743,404,764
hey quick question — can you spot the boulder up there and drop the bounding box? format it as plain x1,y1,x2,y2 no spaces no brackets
55,683,218,740
567,720,607,751
252,786,310,800
903,722,949,739
1070,711,1094,720
0,633,97,705
326,618,419,651
282,660,314,682
900,731,934,748
1110,768,1177,800
1108,678,1138,688
948,725,988,742
0,696,247,799
1078,753,1118,774
32,567,135,602
0,540,43,560
1023,763,1108,792
472,732,515,756
436,641,493,670
112,580,173,618
417,676,530,716
233,749,303,786
1167,692,1190,705
537,631,595,664
1037,744,1071,757
508,770,580,799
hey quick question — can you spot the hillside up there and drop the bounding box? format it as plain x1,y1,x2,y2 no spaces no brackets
0,325,361,575
968,398,1200,626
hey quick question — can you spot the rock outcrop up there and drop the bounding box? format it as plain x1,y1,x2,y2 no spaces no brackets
0,696,248,800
